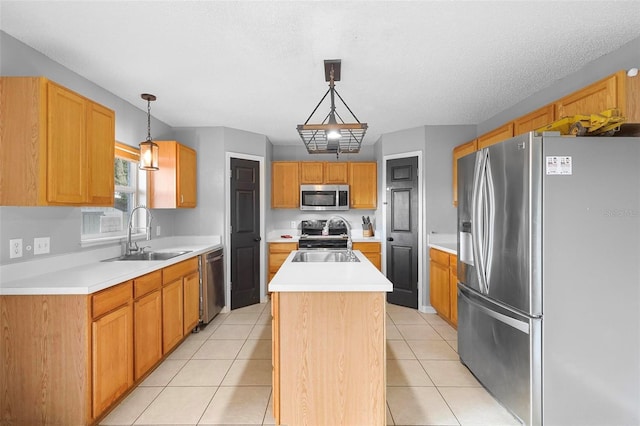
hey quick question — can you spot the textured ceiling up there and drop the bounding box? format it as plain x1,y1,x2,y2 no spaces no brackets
1,1,640,145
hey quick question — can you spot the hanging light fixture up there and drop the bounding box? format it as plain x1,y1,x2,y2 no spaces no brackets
139,93,159,171
297,59,367,157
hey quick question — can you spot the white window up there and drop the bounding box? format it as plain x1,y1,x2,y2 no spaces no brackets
81,143,148,245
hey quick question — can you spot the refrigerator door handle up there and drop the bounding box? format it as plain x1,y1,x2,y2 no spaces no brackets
483,152,495,291
471,150,484,293
459,286,530,334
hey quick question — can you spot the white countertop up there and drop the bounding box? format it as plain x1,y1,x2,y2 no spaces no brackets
427,233,457,255
428,242,457,255
268,250,392,292
0,236,221,296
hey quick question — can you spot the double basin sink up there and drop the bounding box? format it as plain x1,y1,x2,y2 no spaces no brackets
102,250,192,262
292,250,360,263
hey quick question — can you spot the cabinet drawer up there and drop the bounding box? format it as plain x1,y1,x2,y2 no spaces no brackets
163,257,198,285
353,242,380,254
93,281,133,319
134,270,162,299
429,248,449,266
269,242,298,253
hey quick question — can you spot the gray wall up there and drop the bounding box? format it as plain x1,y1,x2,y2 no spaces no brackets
378,125,476,308
479,36,640,135
172,126,270,237
0,31,176,263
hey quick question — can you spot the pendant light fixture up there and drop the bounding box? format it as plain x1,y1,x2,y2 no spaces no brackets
139,93,159,171
297,59,367,157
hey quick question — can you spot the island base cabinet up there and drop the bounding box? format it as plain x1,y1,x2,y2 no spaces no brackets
273,291,386,425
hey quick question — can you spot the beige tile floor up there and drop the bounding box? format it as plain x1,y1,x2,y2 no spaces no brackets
100,301,520,426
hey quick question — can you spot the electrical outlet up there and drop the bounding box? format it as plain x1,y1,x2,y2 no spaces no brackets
290,221,297,229
34,237,50,255
9,239,23,258
156,225,162,236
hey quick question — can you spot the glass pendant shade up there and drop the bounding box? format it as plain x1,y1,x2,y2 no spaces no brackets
139,139,159,170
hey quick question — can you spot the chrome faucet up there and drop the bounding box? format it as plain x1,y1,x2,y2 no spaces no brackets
126,205,153,255
324,215,354,257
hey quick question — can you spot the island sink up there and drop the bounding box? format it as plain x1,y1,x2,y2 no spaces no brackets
291,250,359,263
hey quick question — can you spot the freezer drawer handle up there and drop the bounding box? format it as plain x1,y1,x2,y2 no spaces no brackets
460,289,530,334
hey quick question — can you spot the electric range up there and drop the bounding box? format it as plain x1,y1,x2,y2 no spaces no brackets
298,219,348,249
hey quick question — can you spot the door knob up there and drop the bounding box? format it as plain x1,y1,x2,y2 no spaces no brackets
254,237,262,242
387,237,394,241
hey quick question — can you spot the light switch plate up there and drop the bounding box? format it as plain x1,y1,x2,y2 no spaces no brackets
34,237,50,255
290,221,297,229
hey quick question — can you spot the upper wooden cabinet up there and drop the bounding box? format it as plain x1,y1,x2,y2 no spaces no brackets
0,77,115,206
148,141,197,208
514,104,555,136
477,122,514,149
452,139,477,207
555,70,640,123
324,162,349,184
299,161,349,184
348,162,377,209
271,161,300,208
299,162,324,184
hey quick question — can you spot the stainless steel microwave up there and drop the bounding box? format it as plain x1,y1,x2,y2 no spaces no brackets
300,185,349,211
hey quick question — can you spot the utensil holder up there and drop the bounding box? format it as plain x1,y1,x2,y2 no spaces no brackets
362,224,374,237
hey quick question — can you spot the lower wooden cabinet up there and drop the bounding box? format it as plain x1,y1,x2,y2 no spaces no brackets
162,279,184,354
92,302,134,418
429,248,458,327
183,270,200,334
0,257,202,425
268,242,298,282
353,241,381,270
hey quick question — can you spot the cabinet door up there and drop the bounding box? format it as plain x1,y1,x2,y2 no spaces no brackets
477,122,514,149
324,162,348,184
348,162,377,209
429,250,450,318
555,73,618,118
87,101,115,205
134,290,162,380
300,162,324,184
47,81,88,204
271,162,300,208
162,279,184,354
178,144,197,207
183,271,200,334
269,242,298,282
449,254,458,326
92,304,133,418
452,139,477,207
513,104,554,136
352,242,381,271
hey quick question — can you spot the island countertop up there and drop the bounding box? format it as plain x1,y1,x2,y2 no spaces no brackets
268,250,393,292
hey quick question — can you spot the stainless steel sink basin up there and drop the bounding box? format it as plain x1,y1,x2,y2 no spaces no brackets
102,250,192,262
291,250,359,263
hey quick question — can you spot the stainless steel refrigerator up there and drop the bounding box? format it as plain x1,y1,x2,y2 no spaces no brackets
457,132,640,426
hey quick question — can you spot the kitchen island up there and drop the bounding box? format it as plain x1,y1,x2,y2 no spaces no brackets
269,250,393,426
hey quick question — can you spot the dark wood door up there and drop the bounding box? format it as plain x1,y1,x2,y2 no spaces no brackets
230,158,261,310
386,156,419,308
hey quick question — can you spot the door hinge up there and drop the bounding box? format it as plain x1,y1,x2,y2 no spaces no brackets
229,169,233,179
230,225,232,233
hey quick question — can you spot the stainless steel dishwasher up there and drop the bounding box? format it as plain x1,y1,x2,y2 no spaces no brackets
200,248,224,324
